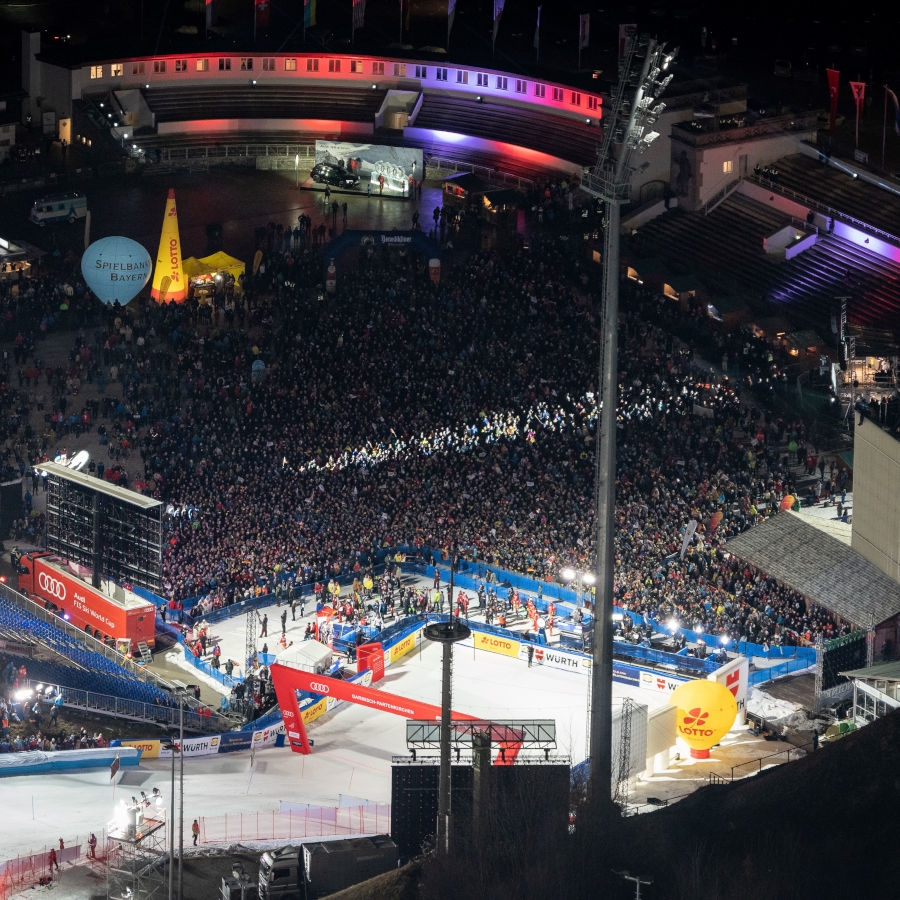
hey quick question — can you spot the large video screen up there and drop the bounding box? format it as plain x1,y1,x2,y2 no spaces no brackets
314,140,424,196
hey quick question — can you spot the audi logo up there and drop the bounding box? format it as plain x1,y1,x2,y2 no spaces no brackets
38,572,66,601
309,682,330,694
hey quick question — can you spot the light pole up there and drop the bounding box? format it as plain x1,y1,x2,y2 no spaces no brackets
560,567,596,610
294,153,299,189
178,692,184,900
167,730,175,900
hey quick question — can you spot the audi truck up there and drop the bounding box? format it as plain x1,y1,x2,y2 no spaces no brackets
258,835,397,899
16,552,156,651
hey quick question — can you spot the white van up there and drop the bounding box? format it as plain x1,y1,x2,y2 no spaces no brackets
29,192,88,225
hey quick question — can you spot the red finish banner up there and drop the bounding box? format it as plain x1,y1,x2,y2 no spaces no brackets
269,664,522,763
827,69,840,134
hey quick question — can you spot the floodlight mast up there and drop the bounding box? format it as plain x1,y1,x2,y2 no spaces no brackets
581,35,677,803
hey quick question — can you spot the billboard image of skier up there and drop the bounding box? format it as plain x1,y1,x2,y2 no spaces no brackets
314,140,424,197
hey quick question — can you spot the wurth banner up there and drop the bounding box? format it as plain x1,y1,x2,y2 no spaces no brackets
579,12,590,49
708,655,749,725
826,68,840,133
352,0,365,35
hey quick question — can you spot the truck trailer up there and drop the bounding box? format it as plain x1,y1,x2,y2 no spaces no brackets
258,834,397,899
16,552,156,651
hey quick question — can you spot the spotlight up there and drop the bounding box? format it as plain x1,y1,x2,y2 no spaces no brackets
145,84,150,90
585,117,591,124
476,96,483,103
371,83,377,90
250,79,257,85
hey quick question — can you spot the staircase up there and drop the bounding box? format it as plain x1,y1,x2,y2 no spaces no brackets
136,641,152,664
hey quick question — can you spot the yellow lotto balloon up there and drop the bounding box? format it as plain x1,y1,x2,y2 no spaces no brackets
670,679,738,759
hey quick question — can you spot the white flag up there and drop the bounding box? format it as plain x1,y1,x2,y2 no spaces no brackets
579,12,590,50
493,0,505,45
679,519,698,559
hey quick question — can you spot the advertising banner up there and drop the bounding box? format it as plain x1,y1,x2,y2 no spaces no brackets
708,655,749,724
473,631,520,658
389,631,418,664
115,739,160,759
314,141,423,196
639,670,687,695
218,732,253,753
612,661,641,687
252,721,286,747
517,643,589,673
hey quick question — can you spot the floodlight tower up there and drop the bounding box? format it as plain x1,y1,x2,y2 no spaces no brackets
423,551,470,855
581,35,677,801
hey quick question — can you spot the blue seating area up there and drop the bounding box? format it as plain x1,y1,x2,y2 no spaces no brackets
0,594,172,706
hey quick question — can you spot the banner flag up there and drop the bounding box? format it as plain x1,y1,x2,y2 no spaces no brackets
679,519,698,559
448,0,457,45
493,0,505,46
352,0,365,34
534,5,541,52
304,0,316,29
826,69,840,133
887,86,900,135
150,189,186,304
579,12,590,49
850,80,865,147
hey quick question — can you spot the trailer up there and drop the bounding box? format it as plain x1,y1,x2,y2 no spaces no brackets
17,552,156,651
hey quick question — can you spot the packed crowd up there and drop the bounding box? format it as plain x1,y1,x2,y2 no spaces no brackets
1,216,855,648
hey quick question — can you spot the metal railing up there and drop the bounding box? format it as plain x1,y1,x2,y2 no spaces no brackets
706,741,814,784
423,153,535,190
703,176,742,216
23,681,228,733
748,173,900,246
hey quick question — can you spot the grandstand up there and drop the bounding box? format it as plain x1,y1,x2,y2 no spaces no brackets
0,588,224,732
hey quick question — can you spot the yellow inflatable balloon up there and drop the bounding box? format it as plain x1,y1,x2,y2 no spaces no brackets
670,679,739,759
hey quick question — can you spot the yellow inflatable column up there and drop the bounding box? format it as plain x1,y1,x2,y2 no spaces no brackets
151,188,187,303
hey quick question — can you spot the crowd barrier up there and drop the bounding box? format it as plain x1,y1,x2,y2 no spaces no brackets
0,832,104,900
198,804,391,845
110,718,285,758
0,746,141,777
176,635,242,689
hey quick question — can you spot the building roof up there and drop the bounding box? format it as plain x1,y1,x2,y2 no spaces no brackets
839,660,900,683
725,511,900,628
36,461,162,510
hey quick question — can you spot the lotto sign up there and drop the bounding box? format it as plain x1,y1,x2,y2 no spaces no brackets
115,739,160,759
390,632,417,663
473,631,520,658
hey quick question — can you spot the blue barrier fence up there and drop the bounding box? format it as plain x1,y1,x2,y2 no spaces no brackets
177,637,242,689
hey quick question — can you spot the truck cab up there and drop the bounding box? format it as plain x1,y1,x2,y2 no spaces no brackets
258,847,301,899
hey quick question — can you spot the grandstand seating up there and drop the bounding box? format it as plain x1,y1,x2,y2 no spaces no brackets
141,85,387,124
412,95,600,167
756,153,900,239
0,594,172,707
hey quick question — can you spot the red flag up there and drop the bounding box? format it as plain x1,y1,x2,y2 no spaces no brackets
826,69,840,134
850,81,866,147
352,0,366,35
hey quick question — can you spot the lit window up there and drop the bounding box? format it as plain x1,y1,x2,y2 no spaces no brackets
132,62,145,75
111,63,123,77
515,79,526,94
496,76,508,90
284,58,297,72
415,65,427,79
477,73,489,87
534,83,545,98
263,58,276,72
570,92,581,105
435,68,448,82
587,96,598,110
153,60,166,74
89,65,103,79
329,59,341,73
307,59,319,72
723,160,734,174
196,59,209,72
240,58,253,71
552,87,564,102
372,62,384,75
218,58,231,71
456,70,468,85
393,63,406,76
174,60,188,73
350,60,363,74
